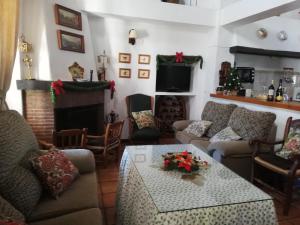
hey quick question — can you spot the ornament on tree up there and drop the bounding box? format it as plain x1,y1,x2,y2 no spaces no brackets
176,52,183,63
224,68,241,91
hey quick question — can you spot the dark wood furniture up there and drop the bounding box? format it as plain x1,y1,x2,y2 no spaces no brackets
52,128,88,149
155,95,186,136
126,94,161,144
86,121,124,166
251,117,300,215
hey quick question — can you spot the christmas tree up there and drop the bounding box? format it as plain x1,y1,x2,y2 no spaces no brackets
224,68,241,91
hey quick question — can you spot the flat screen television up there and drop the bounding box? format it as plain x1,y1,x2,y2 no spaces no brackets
156,65,191,92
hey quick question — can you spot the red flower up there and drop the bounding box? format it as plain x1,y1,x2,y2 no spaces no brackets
181,150,188,156
164,159,170,167
184,164,191,172
51,79,65,95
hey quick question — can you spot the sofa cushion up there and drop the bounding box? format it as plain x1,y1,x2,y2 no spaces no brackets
209,127,241,143
31,151,79,198
176,131,209,144
0,111,42,217
28,172,98,222
132,110,155,129
29,208,103,225
0,195,25,222
183,120,212,137
172,120,193,132
228,107,276,141
276,127,300,159
201,101,237,138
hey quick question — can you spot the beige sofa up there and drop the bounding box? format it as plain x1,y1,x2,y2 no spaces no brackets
0,110,103,225
173,101,277,180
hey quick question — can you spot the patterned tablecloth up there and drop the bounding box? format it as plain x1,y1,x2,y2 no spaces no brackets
116,144,278,225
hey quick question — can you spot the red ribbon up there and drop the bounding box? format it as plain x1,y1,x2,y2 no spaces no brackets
176,52,183,63
109,80,115,99
51,79,65,95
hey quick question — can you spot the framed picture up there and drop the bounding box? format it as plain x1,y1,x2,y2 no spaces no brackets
119,53,131,63
54,4,82,30
57,30,85,53
138,69,150,79
119,68,131,78
138,54,151,64
293,87,300,102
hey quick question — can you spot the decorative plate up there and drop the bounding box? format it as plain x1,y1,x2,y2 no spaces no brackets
68,62,84,80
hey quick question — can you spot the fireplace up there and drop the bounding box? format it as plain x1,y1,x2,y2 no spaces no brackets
17,80,106,143
54,104,104,135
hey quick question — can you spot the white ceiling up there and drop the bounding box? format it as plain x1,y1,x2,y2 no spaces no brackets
280,8,300,19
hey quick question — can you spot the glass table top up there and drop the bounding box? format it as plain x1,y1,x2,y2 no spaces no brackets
124,144,272,213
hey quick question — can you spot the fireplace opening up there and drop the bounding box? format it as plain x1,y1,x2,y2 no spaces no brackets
54,104,104,135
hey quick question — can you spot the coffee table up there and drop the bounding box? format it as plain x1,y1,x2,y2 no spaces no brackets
117,144,278,225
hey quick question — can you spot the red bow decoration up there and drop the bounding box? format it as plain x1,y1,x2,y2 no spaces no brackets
51,79,65,95
176,52,183,63
109,80,115,99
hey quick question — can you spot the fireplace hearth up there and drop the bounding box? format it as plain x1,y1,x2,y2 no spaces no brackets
17,80,106,143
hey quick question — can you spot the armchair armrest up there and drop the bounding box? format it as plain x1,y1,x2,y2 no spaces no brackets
207,140,254,157
250,139,285,156
172,120,193,132
62,149,95,174
87,134,105,139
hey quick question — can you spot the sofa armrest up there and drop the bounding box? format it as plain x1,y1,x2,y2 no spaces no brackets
207,140,254,157
172,120,193,132
62,149,95,174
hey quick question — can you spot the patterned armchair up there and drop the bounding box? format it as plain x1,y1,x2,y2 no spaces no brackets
126,94,161,144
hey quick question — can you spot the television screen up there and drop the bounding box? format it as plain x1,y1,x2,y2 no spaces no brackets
156,65,191,92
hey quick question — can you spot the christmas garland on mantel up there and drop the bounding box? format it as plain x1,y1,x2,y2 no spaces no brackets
156,54,203,69
50,80,115,103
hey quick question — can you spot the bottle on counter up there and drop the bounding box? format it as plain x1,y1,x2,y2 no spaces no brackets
275,79,283,102
267,80,275,101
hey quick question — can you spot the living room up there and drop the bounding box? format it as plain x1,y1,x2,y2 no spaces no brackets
1,0,300,225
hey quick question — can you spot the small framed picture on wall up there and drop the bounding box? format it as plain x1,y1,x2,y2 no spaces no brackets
119,68,131,78
54,4,82,30
138,69,150,79
119,53,131,63
138,54,151,64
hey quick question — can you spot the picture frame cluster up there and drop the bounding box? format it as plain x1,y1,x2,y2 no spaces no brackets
118,53,151,79
55,4,85,53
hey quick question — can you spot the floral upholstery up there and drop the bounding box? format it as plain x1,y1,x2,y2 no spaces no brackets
276,127,300,159
31,150,79,198
183,120,212,137
209,127,241,143
201,101,237,138
132,110,155,129
228,107,276,141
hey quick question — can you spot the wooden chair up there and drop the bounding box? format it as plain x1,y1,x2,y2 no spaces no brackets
126,94,161,144
52,128,88,149
86,121,124,166
251,117,300,215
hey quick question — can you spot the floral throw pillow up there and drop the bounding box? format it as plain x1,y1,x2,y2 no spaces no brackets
132,110,155,129
209,127,242,143
31,150,79,198
183,120,212,137
276,127,300,159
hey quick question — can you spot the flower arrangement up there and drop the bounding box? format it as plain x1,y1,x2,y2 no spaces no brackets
162,150,208,173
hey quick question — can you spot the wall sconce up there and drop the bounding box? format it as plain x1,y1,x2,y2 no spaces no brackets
97,51,109,81
18,35,34,80
129,29,137,45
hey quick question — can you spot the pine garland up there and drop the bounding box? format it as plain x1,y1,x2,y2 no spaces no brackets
157,55,203,69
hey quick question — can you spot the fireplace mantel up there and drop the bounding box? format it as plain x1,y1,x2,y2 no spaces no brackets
17,80,106,142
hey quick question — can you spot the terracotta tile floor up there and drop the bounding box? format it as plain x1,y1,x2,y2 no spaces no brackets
96,139,300,225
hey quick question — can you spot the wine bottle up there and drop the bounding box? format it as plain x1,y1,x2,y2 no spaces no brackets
275,79,283,102
267,80,275,101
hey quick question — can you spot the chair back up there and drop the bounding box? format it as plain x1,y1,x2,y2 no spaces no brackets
126,94,154,116
104,121,124,149
52,128,87,149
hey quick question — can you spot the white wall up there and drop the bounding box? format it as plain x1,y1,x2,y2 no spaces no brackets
88,16,219,137
18,0,96,81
